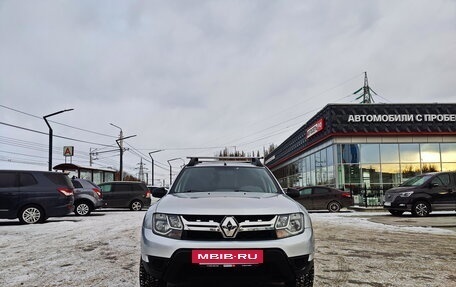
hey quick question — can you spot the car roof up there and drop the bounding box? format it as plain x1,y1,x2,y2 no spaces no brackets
186,157,264,168
189,162,261,168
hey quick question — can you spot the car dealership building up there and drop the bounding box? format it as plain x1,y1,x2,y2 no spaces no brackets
264,103,456,206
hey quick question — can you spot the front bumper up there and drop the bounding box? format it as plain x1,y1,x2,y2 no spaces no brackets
141,226,314,259
141,249,314,285
141,226,314,284
383,198,412,212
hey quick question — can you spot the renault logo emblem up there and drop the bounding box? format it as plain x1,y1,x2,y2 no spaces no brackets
220,216,239,238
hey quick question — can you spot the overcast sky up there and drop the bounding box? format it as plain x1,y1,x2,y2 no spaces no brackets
1,0,455,185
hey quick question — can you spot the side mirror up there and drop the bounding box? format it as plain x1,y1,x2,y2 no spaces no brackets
286,188,300,198
152,187,168,198
429,182,439,188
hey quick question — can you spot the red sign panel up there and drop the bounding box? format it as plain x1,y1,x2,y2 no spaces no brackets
306,118,325,139
192,249,263,265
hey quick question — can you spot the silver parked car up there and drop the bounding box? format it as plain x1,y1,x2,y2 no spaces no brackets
140,157,315,287
71,178,103,216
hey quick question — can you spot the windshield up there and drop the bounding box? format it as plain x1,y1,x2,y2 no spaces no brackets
171,166,281,194
400,174,434,187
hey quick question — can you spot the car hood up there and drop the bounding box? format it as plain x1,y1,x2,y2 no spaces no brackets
385,186,415,193
154,192,302,215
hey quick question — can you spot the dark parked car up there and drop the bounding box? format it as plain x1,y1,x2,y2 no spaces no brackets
147,185,168,195
0,170,74,224
383,172,456,217
71,178,103,216
287,186,354,212
98,181,151,211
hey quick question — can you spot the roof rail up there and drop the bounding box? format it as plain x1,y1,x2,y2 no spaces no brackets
186,157,264,167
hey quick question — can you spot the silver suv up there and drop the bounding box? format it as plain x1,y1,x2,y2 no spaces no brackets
140,157,314,287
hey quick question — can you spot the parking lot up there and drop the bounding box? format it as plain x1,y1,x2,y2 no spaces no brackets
1,210,455,287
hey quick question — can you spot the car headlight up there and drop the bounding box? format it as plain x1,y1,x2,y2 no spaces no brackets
275,213,304,238
399,191,414,197
152,213,183,239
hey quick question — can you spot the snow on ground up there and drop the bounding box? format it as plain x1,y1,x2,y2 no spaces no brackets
0,209,455,287
308,210,456,235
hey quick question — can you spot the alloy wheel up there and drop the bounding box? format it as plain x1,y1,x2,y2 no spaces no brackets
22,207,42,224
76,203,90,216
131,201,143,211
414,202,429,217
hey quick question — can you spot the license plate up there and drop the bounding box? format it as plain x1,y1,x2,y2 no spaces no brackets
192,249,263,265
384,202,391,206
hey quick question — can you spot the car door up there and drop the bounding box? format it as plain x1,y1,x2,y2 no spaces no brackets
0,171,19,218
297,187,313,209
100,183,114,207
111,183,133,207
311,187,332,210
429,173,454,211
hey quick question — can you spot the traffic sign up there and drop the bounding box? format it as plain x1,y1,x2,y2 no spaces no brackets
63,146,74,157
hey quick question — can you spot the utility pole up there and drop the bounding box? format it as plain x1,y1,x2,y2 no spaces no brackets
110,123,136,181
110,123,123,180
89,148,97,166
353,72,377,104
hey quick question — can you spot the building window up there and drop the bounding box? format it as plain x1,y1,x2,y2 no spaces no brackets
381,163,401,190
340,144,360,164
360,144,380,163
441,143,456,162
399,144,420,163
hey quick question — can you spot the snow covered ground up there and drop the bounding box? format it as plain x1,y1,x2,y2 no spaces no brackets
0,209,455,287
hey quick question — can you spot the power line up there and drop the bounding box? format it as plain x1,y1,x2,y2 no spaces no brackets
0,121,113,147
0,104,116,138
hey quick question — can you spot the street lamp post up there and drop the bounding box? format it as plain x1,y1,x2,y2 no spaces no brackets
149,150,163,186
43,109,74,171
167,157,184,186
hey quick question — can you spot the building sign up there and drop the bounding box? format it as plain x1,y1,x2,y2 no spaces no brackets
348,114,456,123
306,118,325,139
63,146,74,157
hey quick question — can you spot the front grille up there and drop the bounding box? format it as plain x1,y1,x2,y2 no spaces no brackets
180,215,278,241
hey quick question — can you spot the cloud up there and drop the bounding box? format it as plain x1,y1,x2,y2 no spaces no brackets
0,0,455,179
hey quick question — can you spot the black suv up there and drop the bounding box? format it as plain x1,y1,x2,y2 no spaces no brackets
98,181,151,211
383,172,456,216
0,170,74,224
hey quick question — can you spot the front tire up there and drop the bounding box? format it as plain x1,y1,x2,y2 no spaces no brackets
412,201,431,217
130,200,143,211
139,260,166,287
327,201,341,212
19,205,45,224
